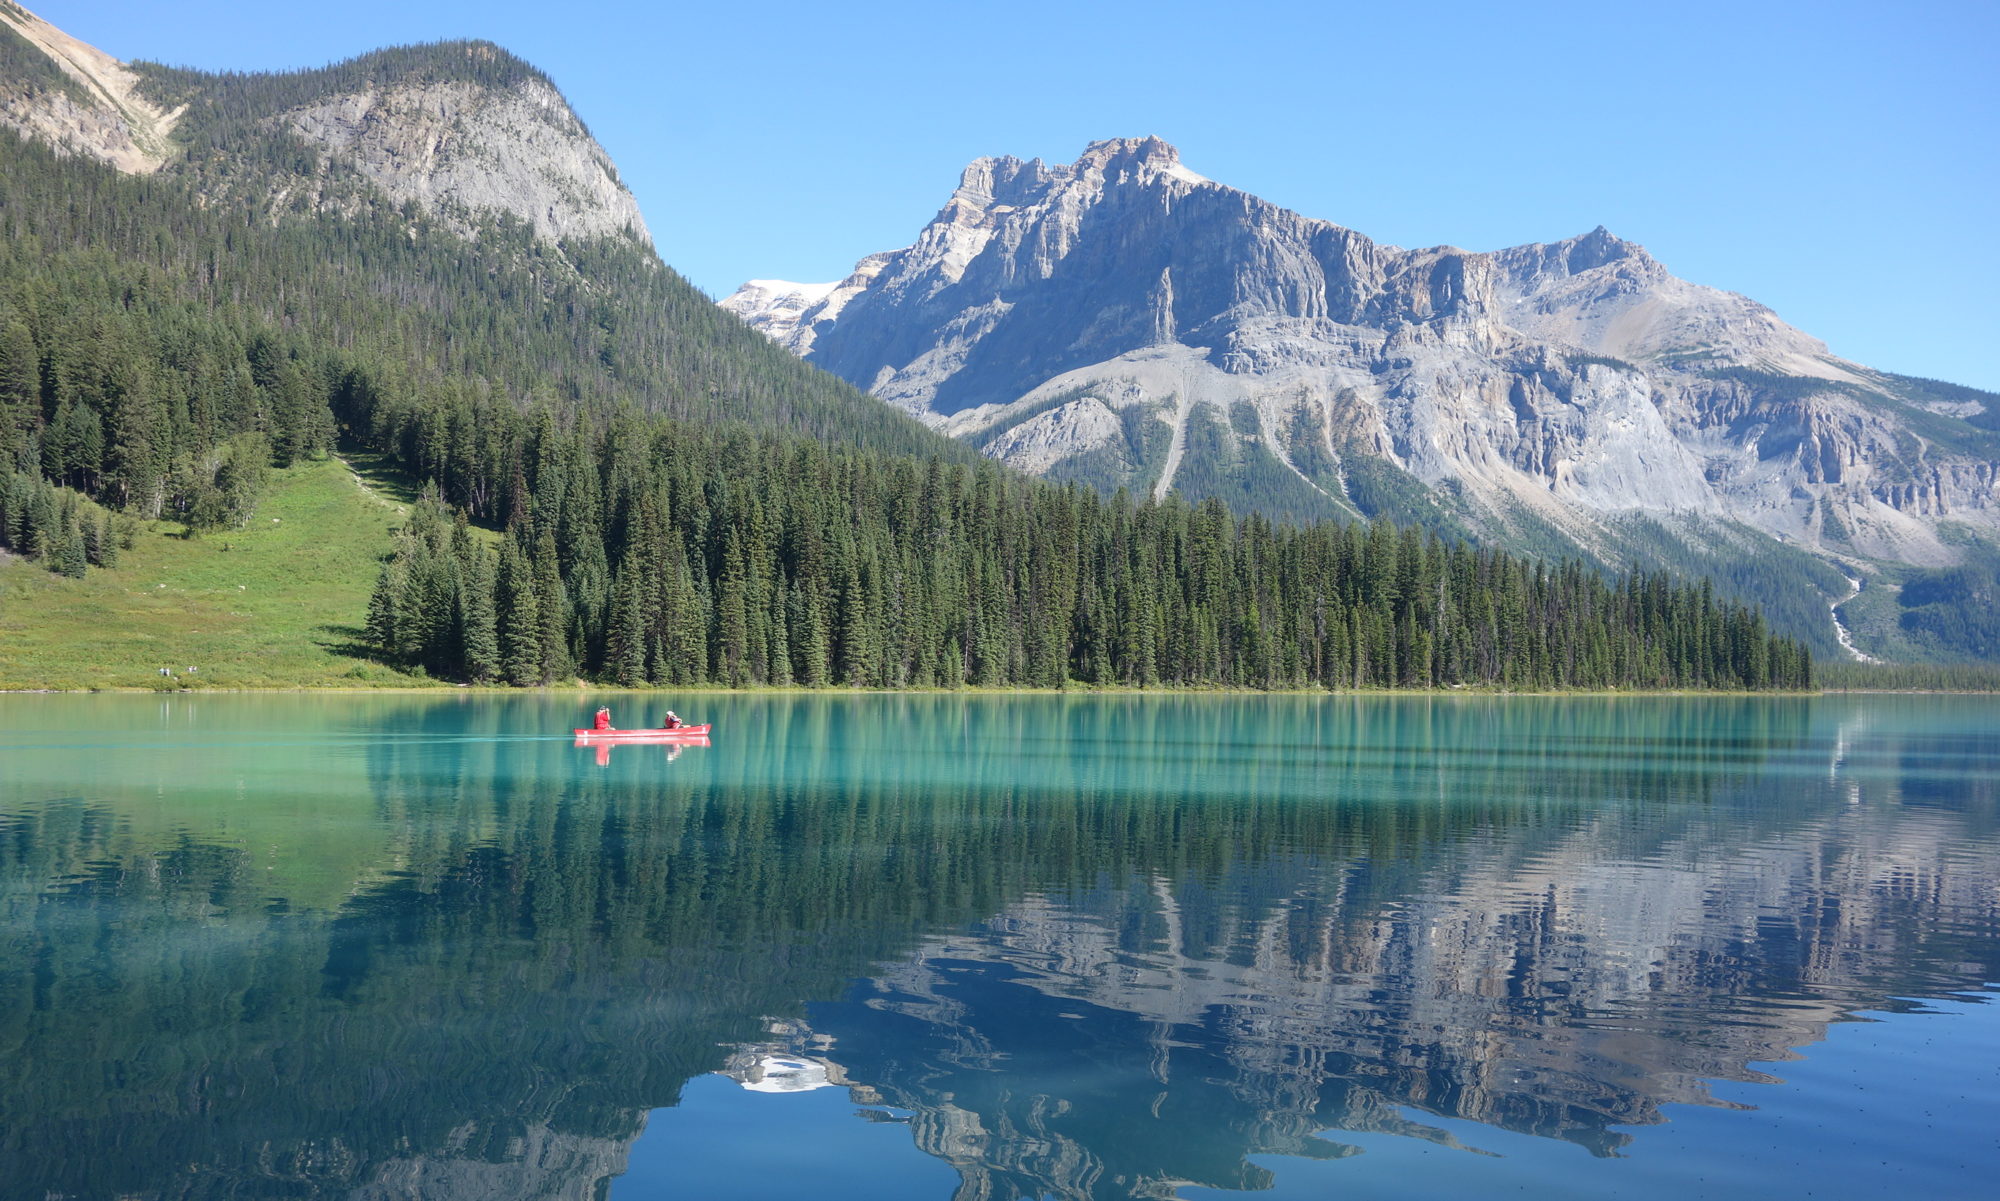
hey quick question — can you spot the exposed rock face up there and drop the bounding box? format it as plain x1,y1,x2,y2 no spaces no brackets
0,1,181,172
723,137,2000,644
0,4,649,247
280,70,651,246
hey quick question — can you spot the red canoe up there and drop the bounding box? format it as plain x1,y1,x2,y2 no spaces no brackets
574,724,711,739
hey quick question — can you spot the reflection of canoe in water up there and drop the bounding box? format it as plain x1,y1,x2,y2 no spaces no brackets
573,724,711,739
575,732,710,766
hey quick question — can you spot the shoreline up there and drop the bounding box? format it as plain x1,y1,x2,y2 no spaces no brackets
2,684,1979,698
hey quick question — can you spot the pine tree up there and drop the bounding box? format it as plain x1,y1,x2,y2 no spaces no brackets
607,562,648,687
767,577,793,687
533,530,570,684
0,319,39,470
797,578,830,687
84,513,113,567
366,565,405,659
497,537,542,687
460,549,500,683
713,529,751,686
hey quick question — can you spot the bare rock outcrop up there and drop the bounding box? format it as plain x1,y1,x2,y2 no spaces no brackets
0,1,181,172
280,70,651,246
722,138,2000,637
0,4,649,248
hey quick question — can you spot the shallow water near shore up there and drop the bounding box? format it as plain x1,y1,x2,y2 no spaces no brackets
1,693,1996,1200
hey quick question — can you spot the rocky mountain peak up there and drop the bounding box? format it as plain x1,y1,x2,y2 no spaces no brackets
1563,224,1643,272
1491,224,1651,289
720,136,2000,649
947,136,1209,217
1069,134,1210,189
1077,134,1183,170
274,65,652,246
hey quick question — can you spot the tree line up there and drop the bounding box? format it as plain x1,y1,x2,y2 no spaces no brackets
365,412,1811,691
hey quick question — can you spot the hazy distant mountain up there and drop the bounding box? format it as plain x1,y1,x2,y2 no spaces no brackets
724,137,2000,659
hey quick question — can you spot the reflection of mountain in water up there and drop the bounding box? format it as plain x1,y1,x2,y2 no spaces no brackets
770,793,2000,1200
0,696,1994,1200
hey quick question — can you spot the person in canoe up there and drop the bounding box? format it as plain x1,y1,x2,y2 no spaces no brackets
663,710,683,730
593,707,613,731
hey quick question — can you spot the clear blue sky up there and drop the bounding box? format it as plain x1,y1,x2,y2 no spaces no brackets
32,0,2000,389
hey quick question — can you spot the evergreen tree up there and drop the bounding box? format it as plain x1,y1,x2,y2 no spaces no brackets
459,549,500,684
607,561,648,687
0,318,38,470
497,537,542,687
532,530,570,684
366,565,405,659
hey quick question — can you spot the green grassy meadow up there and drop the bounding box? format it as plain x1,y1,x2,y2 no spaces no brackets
0,454,440,690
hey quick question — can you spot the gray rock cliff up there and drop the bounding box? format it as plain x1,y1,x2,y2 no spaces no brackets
724,138,2000,656
279,68,651,246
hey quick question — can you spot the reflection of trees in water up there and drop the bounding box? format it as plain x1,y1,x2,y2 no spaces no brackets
785,788,2000,1201
0,695,1991,1200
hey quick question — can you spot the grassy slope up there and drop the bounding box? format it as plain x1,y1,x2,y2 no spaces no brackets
0,454,442,690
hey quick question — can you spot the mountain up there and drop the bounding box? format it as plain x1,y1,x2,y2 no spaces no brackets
1,2,640,244
0,0,179,172
0,1,965,467
2,8,1809,694
722,137,2000,660
0,7,639,248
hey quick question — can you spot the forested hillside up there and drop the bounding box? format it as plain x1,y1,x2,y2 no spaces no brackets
0,39,1808,691
368,436,1810,691
0,110,965,498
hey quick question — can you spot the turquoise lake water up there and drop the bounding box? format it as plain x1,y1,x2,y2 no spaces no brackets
0,693,1995,1199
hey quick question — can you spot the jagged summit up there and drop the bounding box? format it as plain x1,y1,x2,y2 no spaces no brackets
1068,134,1206,178
1505,224,1648,277
949,135,1210,207
721,136,2000,658
1082,133,1178,161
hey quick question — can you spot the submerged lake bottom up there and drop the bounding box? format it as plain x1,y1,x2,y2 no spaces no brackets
0,693,1995,1200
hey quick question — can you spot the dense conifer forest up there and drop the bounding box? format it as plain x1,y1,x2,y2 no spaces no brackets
365,449,1809,690
0,50,1811,691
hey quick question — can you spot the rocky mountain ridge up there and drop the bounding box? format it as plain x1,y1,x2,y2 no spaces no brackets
0,2,647,245
723,138,2000,658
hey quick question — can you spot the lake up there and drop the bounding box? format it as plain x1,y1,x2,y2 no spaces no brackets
0,693,1995,1200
